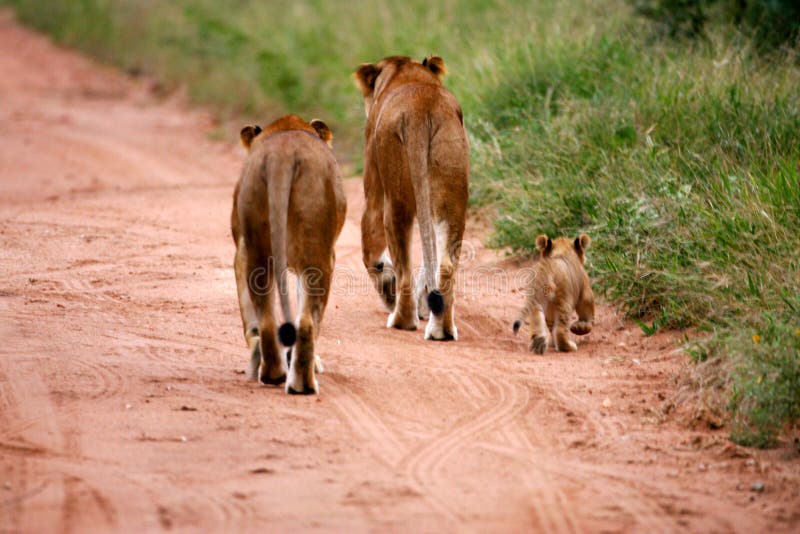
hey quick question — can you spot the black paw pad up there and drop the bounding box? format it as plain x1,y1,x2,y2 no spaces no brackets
513,320,522,334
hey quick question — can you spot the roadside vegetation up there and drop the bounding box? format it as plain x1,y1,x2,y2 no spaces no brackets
5,0,797,446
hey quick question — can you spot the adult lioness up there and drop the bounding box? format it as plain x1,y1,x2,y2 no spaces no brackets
354,55,469,340
513,234,595,354
231,114,346,394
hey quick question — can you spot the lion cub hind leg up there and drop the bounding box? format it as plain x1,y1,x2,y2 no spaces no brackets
528,306,550,354
553,302,578,352
570,287,595,336
545,304,557,348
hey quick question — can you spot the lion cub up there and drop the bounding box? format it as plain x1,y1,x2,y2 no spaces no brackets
231,114,346,394
513,234,595,354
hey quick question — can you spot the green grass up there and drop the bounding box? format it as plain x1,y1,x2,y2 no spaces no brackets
467,20,800,446
5,0,798,446
1,0,535,156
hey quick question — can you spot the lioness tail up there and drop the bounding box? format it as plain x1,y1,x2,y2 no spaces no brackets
266,157,297,346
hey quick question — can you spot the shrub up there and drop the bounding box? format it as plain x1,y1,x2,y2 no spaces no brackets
632,0,800,48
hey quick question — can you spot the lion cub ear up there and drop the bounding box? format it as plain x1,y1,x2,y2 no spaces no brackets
240,125,262,150
574,234,591,253
422,55,447,79
310,119,333,147
535,234,553,256
354,63,381,96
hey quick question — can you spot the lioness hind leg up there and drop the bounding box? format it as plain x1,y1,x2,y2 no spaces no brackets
425,221,462,341
244,248,285,385
424,151,467,341
286,315,317,394
570,287,595,335
385,203,418,330
415,267,430,320
286,266,332,394
234,239,262,380
362,161,396,311
247,334,261,380
258,313,286,385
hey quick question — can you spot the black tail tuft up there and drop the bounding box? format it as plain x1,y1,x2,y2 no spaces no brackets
513,320,522,334
278,322,297,346
427,290,445,316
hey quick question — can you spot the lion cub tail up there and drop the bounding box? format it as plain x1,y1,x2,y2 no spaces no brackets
512,287,538,334
512,303,531,335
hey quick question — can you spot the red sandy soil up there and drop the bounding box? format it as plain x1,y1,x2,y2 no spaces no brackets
1,10,798,533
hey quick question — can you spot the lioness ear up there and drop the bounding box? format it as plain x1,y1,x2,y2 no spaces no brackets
574,234,591,253
310,119,333,147
535,234,552,255
240,125,262,150
422,55,447,79
354,63,381,96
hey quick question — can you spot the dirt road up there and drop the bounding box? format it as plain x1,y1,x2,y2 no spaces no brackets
1,11,798,532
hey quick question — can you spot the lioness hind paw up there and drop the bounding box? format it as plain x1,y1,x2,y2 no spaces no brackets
387,311,418,331
260,373,287,386
287,386,317,395
286,377,318,395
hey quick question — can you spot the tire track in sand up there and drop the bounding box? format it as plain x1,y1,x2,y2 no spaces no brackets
396,372,529,527
483,386,677,533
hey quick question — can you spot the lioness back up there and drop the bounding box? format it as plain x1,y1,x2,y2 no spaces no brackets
243,131,344,252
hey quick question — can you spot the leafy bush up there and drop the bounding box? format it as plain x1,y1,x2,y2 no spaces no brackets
632,0,800,48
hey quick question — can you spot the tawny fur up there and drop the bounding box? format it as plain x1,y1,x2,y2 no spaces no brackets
231,114,346,393
514,234,595,354
354,55,469,341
